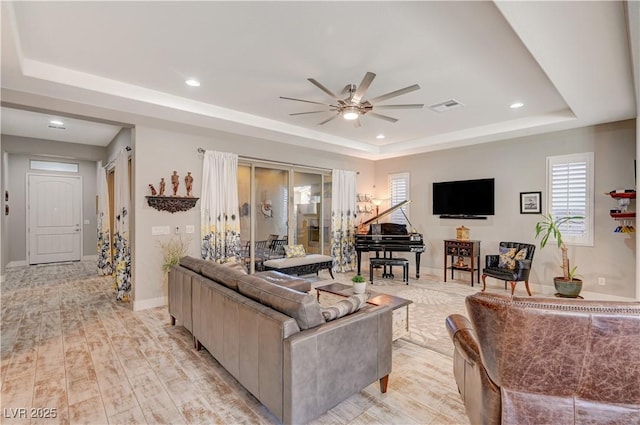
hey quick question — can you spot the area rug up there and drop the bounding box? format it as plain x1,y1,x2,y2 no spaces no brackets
368,278,477,356
313,273,478,357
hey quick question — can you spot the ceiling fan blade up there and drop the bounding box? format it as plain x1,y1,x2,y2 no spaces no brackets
318,113,340,125
351,72,376,104
368,112,398,123
280,96,333,106
308,78,340,100
374,104,424,109
290,111,330,116
368,84,421,104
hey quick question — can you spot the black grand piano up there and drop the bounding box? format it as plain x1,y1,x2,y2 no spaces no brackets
355,200,425,278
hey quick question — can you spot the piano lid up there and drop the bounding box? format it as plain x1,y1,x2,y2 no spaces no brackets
361,200,411,226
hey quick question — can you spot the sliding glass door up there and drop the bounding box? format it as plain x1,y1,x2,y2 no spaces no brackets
238,162,329,273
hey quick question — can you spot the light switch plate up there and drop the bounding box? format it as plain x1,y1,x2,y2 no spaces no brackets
152,226,170,235
186,225,195,234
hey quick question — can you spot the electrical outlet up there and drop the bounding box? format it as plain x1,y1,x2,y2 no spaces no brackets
186,225,195,234
598,277,606,286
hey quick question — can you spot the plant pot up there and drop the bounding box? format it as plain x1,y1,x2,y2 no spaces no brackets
554,277,583,298
353,281,367,294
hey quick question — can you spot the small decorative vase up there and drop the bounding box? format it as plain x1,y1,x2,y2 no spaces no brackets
353,281,367,294
554,277,583,298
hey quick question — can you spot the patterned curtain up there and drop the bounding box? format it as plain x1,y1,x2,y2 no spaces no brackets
330,169,357,273
113,149,131,301
201,150,240,262
96,161,112,276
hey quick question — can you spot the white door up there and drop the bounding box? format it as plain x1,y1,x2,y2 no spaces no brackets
28,174,82,264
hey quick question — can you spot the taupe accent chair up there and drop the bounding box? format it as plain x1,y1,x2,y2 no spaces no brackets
446,292,640,425
481,242,535,295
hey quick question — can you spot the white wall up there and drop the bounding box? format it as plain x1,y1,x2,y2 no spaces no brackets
375,119,636,298
132,125,375,309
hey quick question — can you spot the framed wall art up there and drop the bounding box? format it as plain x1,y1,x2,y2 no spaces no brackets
520,191,541,214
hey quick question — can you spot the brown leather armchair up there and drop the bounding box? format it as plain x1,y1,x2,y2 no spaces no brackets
481,242,535,295
446,292,640,425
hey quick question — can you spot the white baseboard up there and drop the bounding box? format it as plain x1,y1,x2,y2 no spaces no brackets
7,260,27,268
82,255,98,261
133,296,167,311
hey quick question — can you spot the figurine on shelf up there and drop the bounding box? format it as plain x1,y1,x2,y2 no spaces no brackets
185,172,194,197
159,178,166,196
171,171,179,197
148,184,157,196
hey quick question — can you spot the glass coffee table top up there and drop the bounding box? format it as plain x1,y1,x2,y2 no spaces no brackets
315,282,412,310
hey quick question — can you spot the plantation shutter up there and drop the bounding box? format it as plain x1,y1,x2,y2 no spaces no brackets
547,153,594,246
388,172,409,224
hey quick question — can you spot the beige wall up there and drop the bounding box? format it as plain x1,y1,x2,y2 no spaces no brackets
132,125,374,309
375,119,636,298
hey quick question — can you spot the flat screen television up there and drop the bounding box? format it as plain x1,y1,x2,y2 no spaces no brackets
433,178,495,218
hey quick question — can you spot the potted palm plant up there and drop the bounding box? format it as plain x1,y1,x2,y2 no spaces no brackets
535,213,583,297
351,274,367,294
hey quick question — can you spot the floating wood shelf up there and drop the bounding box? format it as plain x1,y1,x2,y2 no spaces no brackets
610,212,636,219
146,196,199,213
608,191,636,199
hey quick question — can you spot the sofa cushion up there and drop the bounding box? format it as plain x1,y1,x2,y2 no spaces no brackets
201,261,247,290
179,256,208,274
237,275,325,330
263,254,333,269
284,244,306,258
255,270,312,292
320,293,368,321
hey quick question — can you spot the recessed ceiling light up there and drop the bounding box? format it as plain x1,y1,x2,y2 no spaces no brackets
376,134,385,139
510,102,524,109
185,79,201,87
49,119,64,126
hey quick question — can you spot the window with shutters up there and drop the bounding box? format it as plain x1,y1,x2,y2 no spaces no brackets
388,172,410,225
546,152,594,246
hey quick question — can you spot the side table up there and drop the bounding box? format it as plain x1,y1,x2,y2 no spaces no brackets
444,239,481,286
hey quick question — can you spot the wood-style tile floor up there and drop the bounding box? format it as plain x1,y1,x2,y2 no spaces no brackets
0,261,468,424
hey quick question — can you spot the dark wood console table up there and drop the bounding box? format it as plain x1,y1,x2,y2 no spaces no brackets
444,239,481,286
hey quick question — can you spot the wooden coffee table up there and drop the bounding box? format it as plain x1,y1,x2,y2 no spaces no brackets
315,283,412,341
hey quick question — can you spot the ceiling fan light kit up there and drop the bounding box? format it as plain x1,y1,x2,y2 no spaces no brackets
342,107,359,120
281,72,423,126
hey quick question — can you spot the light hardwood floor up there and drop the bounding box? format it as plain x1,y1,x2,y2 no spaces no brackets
0,261,468,425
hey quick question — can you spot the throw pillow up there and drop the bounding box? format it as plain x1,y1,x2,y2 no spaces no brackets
284,244,306,258
513,248,528,265
498,247,528,270
498,247,517,269
321,293,368,322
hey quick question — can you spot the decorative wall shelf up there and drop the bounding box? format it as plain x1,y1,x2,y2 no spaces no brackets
606,190,635,233
146,196,199,213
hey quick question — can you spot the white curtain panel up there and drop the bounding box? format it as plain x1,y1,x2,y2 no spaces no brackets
331,169,357,273
96,161,112,276
113,149,131,301
201,150,241,262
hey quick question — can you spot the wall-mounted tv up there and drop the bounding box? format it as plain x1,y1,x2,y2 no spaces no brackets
433,178,495,218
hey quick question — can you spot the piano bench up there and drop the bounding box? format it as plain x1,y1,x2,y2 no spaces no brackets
370,257,409,284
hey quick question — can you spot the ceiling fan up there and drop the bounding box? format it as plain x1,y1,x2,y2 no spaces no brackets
280,72,423,127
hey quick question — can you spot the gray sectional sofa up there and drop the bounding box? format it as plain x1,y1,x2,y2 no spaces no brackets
168,256,393,425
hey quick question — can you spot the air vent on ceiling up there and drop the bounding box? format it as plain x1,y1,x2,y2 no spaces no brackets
47,124,67,130
429,99,464,113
